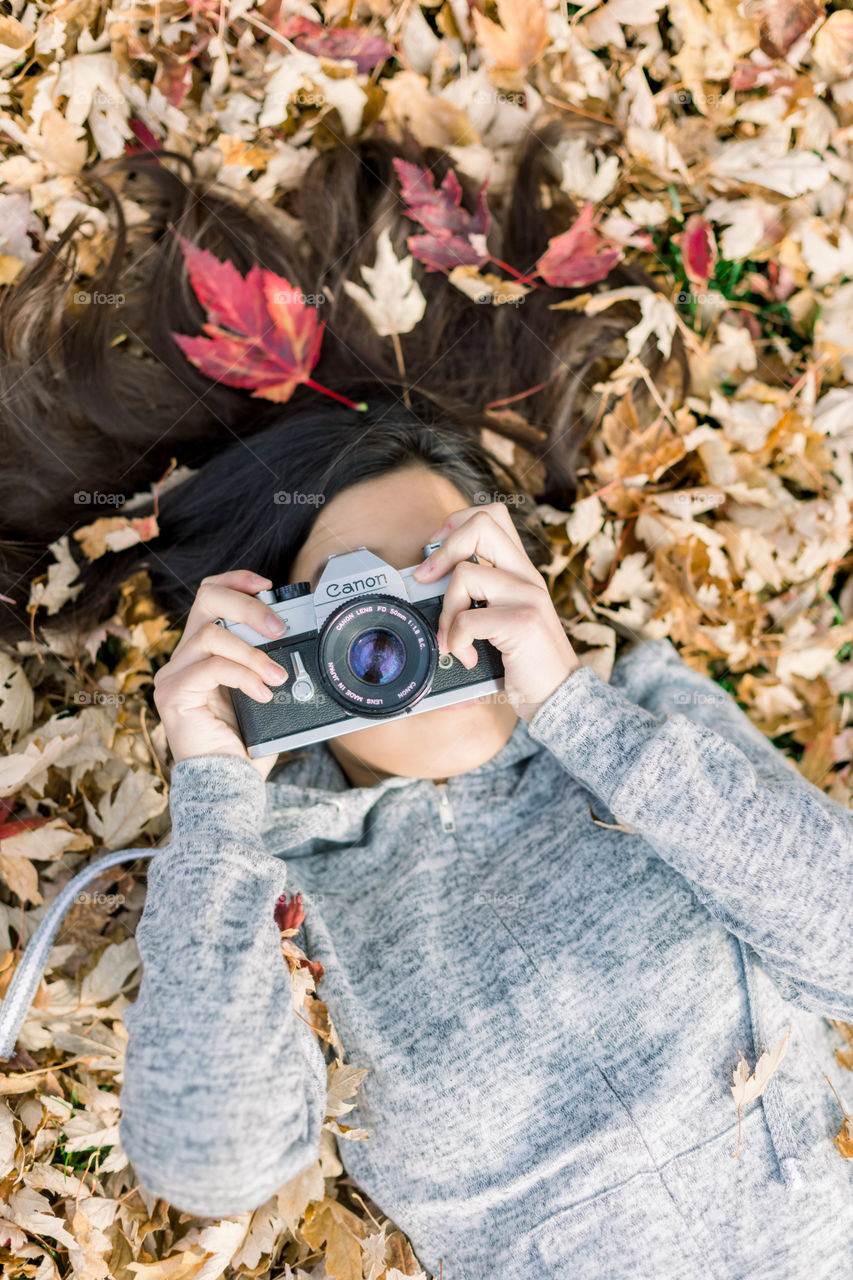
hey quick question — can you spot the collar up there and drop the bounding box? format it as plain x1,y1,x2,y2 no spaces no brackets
266,712,542,803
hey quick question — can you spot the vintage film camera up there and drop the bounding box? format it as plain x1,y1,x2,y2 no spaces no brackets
221,541,505,756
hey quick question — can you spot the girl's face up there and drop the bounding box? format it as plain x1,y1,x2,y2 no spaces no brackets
287,463,518,787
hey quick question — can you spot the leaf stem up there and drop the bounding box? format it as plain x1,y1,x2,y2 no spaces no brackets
303,379,367,411
487,255,540,287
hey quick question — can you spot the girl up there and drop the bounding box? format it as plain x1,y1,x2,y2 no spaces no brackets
1,117,851,1279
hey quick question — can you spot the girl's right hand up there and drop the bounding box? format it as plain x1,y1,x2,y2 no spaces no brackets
153,570,289,779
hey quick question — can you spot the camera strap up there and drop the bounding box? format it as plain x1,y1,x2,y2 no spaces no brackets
0,845,158,1059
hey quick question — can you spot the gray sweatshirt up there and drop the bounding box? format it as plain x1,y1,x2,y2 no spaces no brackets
118,636,853,1279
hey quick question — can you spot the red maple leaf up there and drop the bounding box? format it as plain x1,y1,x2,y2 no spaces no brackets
393,157,491,273
277,15,394,73
534,203,624,288
275,889,306,933
169,228,365,410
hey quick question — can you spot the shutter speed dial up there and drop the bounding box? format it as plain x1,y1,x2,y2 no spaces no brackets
256,581,311,605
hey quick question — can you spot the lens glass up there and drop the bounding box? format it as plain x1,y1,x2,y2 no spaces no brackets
347,628,407,685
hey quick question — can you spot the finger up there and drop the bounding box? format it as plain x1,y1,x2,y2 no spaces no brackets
433,501,527,553
443,603,540,668
415,507,542,588
436,560,546,649
180,576,288,649
163,620,289,686
156,655,278,706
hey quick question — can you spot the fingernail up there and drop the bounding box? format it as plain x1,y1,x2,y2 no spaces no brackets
265,613,286,637
257,686,274,701
250,573,272,586
266,660,288,682
416,556,436,578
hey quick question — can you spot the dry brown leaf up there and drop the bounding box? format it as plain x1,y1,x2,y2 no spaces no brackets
471,0,549,75
73,514,160,562
301,1197,369,1280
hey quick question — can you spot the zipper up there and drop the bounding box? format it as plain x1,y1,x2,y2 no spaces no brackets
433,779,456,833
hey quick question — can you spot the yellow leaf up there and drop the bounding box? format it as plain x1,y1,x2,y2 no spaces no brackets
471,0,549,73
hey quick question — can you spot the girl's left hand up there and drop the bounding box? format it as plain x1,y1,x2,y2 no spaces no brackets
412,502,582,723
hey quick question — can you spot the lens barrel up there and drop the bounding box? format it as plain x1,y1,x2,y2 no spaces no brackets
317,594,438,716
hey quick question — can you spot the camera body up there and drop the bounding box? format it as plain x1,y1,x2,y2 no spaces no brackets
221,540,505,757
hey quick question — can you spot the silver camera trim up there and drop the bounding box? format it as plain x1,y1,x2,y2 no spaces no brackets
221,540,505,755
249,677,504,755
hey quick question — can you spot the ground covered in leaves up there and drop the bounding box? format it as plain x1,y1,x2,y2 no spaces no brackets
2,0,853,1276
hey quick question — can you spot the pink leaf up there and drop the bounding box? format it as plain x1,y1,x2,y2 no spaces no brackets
679,214,718,288
393,158,490,273
535,203,624,288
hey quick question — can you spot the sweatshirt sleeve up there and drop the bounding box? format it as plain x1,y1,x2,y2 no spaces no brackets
526,639,853,1022
118,754,328,1218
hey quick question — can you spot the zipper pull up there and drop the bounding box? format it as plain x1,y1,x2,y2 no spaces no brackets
433,780,456,833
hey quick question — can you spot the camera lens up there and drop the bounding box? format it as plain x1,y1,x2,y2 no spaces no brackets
347,628,406,685
317,594,438,717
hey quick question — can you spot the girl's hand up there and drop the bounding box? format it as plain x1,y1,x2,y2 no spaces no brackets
153,570,289,778
412,503,582,723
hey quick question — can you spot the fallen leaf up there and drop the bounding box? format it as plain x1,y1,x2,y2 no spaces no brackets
169,233,363,409
536,204,625,288
82,768,167,848
73,514,160,562
472,0,550,74
27,537,84,618
393,158,491,273
276,15,394,73
730,1024,791,1158
342,226,427,337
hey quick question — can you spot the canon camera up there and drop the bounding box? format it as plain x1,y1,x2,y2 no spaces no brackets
220,540,505,756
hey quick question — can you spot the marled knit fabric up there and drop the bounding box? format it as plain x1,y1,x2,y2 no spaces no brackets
118,637,853,1279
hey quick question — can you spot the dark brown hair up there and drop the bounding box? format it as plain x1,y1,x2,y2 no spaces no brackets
0,109,688,642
